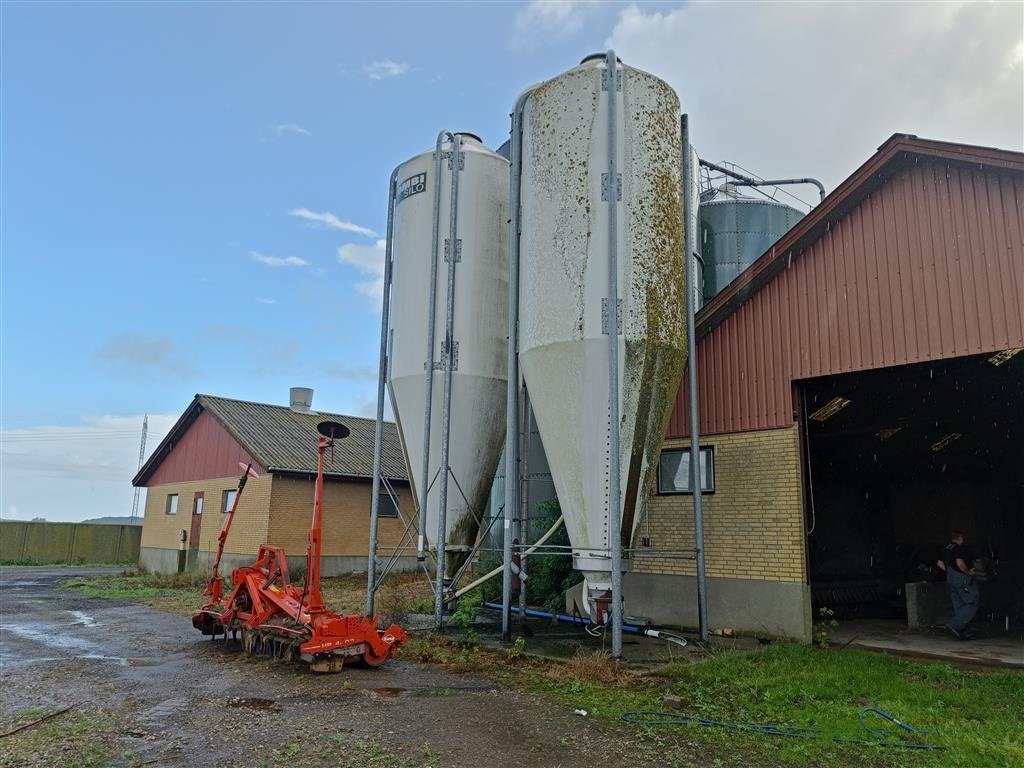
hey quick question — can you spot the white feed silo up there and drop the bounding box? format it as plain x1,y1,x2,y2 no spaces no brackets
516,55,687,623
387,133,510,582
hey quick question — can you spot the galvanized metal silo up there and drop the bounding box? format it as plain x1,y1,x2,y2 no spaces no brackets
700,195,804,303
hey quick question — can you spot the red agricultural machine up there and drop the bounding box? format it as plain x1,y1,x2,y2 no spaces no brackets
192,420,407,672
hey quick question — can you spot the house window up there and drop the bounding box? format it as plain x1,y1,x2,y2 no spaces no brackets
165,494,179,515
658,447,715,494
378,493,399,518
222,489,237,513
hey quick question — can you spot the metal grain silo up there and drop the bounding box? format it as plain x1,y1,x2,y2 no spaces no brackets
387,133,510,585
700,195,803,303
515,54,687,625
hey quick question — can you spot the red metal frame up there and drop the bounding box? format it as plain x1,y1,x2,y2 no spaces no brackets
193,438,407,671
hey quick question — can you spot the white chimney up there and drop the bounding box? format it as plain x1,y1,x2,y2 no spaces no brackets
289,387,313,413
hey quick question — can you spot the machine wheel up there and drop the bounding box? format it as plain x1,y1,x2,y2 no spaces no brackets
361,647,391,667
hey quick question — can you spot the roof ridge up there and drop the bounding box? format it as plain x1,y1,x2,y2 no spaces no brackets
196,393,385,424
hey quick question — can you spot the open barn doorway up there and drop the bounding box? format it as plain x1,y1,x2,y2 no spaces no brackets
798,350,1023,659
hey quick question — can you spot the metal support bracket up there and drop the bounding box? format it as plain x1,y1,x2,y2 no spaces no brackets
439,150,465,171
426,340,460,371
444,238,462,263
601,298,623,335
601,173,622,201
601,65,622,92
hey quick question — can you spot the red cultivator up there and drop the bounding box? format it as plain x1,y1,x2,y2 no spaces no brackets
192,421,407,672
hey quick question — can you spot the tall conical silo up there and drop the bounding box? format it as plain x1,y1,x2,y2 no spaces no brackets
516,56,687,620
387,133,510,579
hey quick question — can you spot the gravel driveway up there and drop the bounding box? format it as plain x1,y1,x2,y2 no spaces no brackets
0,566,715,768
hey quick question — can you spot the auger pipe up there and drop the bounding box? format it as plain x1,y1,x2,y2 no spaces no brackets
434,132,463,631
698,159,826,201
604,48,624,660
454,514,564,600
419,130,457,562
366,166,399,615
503,85,536,642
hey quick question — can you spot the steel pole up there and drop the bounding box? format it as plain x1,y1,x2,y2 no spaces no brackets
434,134,463,631
518,387,531,623
419,131,456,564
366,168,398,615
683,114,709,643
503,89,531,642
605,50,624,660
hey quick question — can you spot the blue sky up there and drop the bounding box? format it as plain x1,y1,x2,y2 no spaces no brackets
2,1,1021,521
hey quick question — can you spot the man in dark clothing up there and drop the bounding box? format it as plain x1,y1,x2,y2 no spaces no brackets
936,530,979,640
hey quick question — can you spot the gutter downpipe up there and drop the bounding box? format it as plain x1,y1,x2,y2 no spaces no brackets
503,87,533,642
683,115,709,644
698,159,826,202
366,167,399,615
605,49,624,660
434,134,463,631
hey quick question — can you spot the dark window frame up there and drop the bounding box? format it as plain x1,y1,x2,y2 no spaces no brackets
657,446,715,495
221,489,237,514
378,492,399,518
165,493,179,515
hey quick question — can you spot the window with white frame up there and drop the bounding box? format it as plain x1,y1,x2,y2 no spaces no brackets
657,447,715,494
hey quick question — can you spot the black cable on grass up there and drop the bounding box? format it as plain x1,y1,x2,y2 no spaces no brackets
620,707,943,751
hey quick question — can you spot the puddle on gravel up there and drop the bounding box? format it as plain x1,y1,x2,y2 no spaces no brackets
77,654,163,667
67,611,98,627
227,697,282,712
3,624,97,651
367,687,409,700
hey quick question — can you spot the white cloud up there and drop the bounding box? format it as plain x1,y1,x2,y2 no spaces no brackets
250,251,310,268
513,0,593,46
607,1,1023,196
364,59,410,81
256,296,278,305
0,414,178,522
272,123,311,137
337,239,386,303
288,208,377,237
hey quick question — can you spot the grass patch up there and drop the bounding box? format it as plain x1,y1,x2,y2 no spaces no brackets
0,708,135,768
398,633,1023,768
58,569,433,622
60,570,207,614
532,643,1024,768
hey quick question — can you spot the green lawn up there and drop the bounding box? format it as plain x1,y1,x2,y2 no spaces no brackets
526,643,1024,767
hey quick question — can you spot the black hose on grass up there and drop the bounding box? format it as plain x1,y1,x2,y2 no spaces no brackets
620,707,943,750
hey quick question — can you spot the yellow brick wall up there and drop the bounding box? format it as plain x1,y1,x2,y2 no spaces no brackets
140,474,272,555
266,476,416,558
633,425,807,583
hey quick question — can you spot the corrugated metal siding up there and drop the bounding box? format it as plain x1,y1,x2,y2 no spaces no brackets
668,161,1024,437
148,410,262,486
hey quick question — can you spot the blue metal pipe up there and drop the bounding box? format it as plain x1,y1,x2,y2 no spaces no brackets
482,601,645,635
